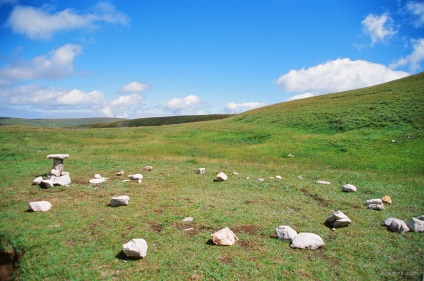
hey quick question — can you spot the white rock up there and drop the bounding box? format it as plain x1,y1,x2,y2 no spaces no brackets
50,169,61,177
52,174,71,186
256,178,264,182
287,154,295,157
232,172,239,175
39,180,54,189
33,176,43,185
211,227,238,246
182,217,194,222
93,174,102,179
275,225,298,241
29,201,52,212
366,199,382,205
143,166,153,171
316,180,331,185
117,170,124,175
386,218,409,234
275,176,283,180
269,177,275,179
122,239,148,258
325,211,352,228
128,174,143,180
245,177,250,180
367,204,384,211
290,233,325,250
137,179,142,184
89,178,107,184
342,184,357,192
110,195,130,207
407,216,424,232
197,168,206,174
297,176,303,180
61,171,70,176
216,172,227,181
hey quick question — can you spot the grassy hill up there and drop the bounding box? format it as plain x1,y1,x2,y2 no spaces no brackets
0,117,127,128
78,114,234,128
0,73,423,280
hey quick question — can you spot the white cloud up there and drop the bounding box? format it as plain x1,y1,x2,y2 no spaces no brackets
362,13,397,45
102,93,144,118
276,58,410,95
163,95,202,114
224,102,266,114
7,2,130,40
391,38,424,72
120,81,149,93
406,1,424,27
0,44,82,83
286,93,314,102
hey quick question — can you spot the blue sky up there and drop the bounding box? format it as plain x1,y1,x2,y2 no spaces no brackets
0,0,423,119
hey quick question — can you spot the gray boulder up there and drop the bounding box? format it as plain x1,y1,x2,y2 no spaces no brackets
110,195,130,207
52,174,71,186
342,184,357,192
290,233,325,250
29,201,52,212
325,211,352,228
407,216,424,232
384,217,409,234
367,204,385,211
275,225,298,241
122,239,148,258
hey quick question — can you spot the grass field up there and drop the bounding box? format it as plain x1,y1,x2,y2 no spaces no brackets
0,73,423,280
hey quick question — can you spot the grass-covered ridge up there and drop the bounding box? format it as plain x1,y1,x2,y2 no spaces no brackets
0,73,423,280
0,117,127,128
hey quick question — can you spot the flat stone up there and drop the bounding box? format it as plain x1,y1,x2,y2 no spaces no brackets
89,178,107,184
342,184,357,192
275,225,298,241
366,199,382,205
110,195,130,207
367,204,384,211
52,174,71,186
46,154,69,159
183,217,194,222
290,233,325,250
122,239,148,258
316,180,331,185
117,170,124,175
29,201,52,212
128,174,143,180
32,176,43,185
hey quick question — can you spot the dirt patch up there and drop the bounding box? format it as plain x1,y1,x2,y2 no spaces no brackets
218,255,233,265
149,222,163,233
0,247,25,281
300,188,330,207
232,224,261,234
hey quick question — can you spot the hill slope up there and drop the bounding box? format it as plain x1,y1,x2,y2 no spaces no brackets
0,117,126,128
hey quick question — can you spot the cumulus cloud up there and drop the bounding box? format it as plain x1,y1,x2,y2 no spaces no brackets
391,38,424,72
362,13,397,45
101,93,143,118
406,1,424,27
224,102,266,114
120,81,149,93
163,95,202,114
7,1,130,39
275,58,409,95
0,44,82,83
286,93,314,102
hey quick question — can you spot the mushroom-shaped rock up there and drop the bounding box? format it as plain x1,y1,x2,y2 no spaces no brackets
128,174,143,180
29,201,52,212
342,184,357,192
316,180,331,185
325,211,352,228
197,168,205,174
110,195,130,207
290,233,325,250
211,227,238,246
385,218,409,234
275,225,298,241
122,239,148,258
52,174,71,186
407,216,424,232
381,195,392,205
143,166,153,171
39,180,54,189
46,154,69,160
216,172,227,181
32,176,43,185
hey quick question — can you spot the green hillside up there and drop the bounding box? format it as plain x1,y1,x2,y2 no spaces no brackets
0,117,127,128
0,73,422,280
